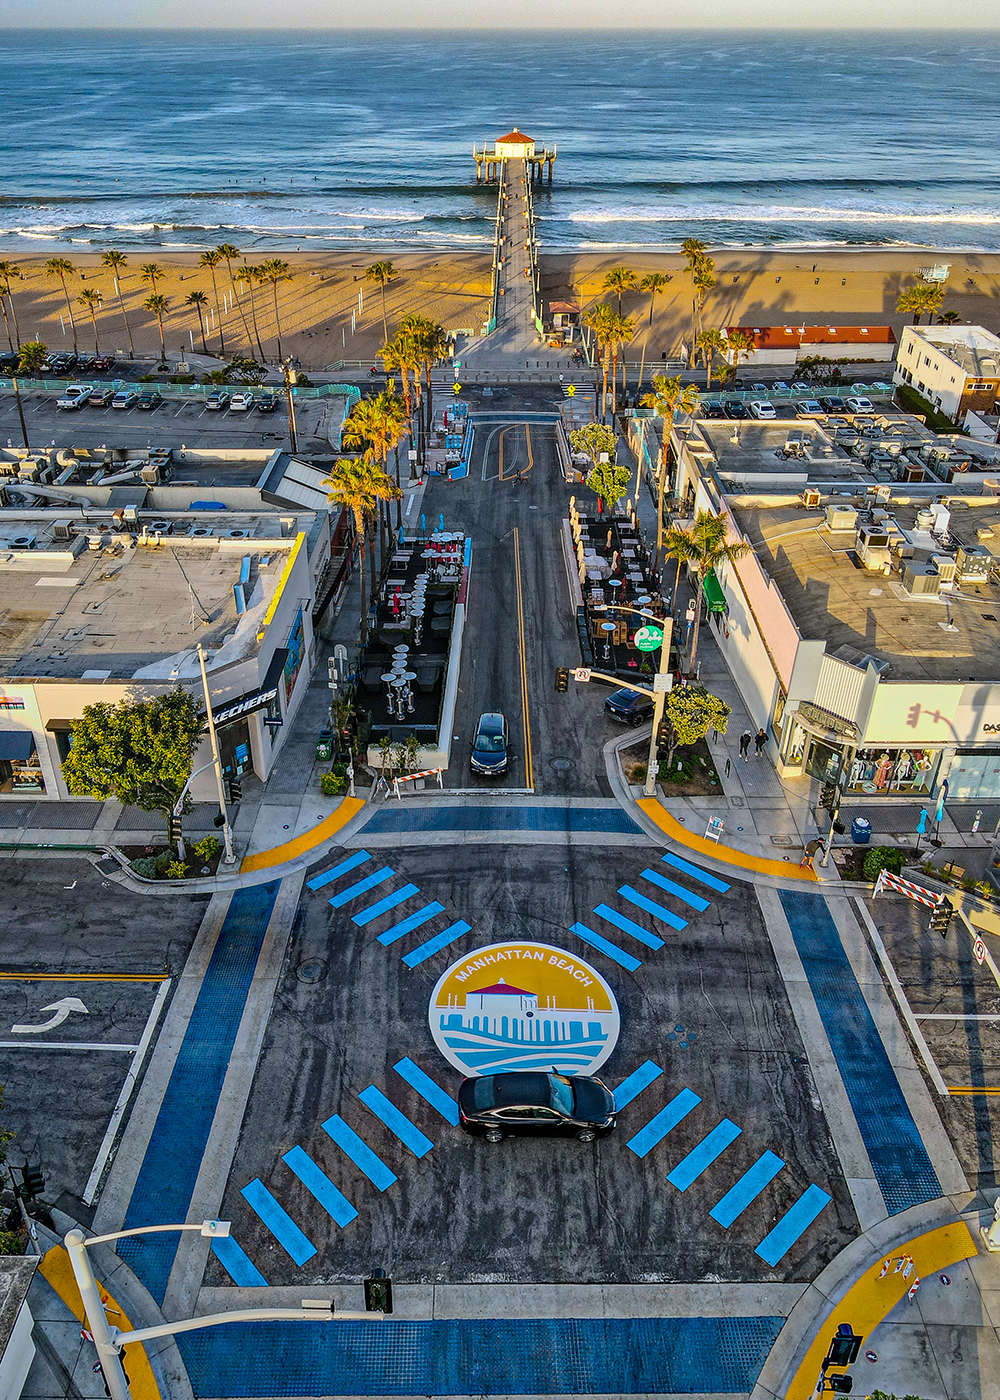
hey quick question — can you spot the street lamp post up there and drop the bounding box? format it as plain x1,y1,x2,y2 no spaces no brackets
65,1221,384,1400
590,602,673,798
282,358,298,454
196,643,236,864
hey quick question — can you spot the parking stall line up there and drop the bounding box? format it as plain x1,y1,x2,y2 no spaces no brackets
377,902,445,946
401,920,471,968
321,1115,397,1191
352,883,420,927
328,867,394,908
358,1085,434,1157
594,903,669,946
709,1150,786,1228
393,1057,460,1125
281,1145,358,1228
240,1178,316,1265
569,922,642,972
667,1118,742,1192
640,869,710,912
626,1087,701,1159
613,1061,663,1110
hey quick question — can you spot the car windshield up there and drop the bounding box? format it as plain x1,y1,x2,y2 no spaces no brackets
547,1074,574,1116
475,733,505,753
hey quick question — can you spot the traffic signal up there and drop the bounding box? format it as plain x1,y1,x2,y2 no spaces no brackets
930,900,953,937
225,778,242,804
169,813,182,844
819,783,838,812
828,1376,852,1394
213,812,227,828
363,1267,393,1314
825,1331,862,1367
554,667,569,693
657,720,671,748
19,1164,44,1200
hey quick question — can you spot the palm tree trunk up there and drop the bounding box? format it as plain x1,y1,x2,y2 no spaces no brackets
688,574,705,670
247,283,265,362
90,310,100,355
368,530,378,607
156,315,166,362
424,362,433,443
115,284,134,358
380,282,388,346
209,269,225,356
393,443,402,530
356,518,369,644
271,280,283,360
197,307,208,355
610,345,618,416
61,276,78,351
225,261,253,351
601,350,609,421
0,298,12,352
7,289,20,348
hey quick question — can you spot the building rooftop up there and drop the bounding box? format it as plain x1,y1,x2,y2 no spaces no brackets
727,325,896,349
905,324,1000,379
731,499,1000,682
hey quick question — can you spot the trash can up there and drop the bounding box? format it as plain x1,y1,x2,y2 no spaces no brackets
851,816,872,844
316,730,333,763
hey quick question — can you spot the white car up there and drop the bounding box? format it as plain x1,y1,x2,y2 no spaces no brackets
111,389,139,410
846,396,875,413
773,381,791,393
229,391,255,412
749,399,776,419
796,400,825,417
791,381,811,394
56,385,92,410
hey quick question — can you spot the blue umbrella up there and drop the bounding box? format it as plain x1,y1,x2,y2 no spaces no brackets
916,808,928,835
935,780,948,825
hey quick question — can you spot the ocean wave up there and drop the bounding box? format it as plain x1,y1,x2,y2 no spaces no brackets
563,205,1000,226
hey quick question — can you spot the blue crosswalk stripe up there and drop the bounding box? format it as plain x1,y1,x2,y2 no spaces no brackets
640,869,710,911
402,920,471,968
378,901,445,946
613,1061,663,1110
667,1118,742,1191
755,1183,831,1266
393,1058,460,1125
618,886,688,928
569,922,641,972
661,852,730,893
282,1145,358,1228
240,1178,316,1265
321,1115,397,1191
352,883,420,926
329,867,394,908
358,1085,434,1157
710,1151,785,1228
626,1088,701,1158
595,901,673,943
211,1234,267,1287
306,851,371,891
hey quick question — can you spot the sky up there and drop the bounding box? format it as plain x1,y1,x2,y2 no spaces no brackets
0,2,989,28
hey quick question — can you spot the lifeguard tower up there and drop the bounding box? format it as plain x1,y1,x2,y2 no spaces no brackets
473,128,557,184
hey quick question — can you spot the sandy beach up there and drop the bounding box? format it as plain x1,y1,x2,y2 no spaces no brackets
2,246,999,371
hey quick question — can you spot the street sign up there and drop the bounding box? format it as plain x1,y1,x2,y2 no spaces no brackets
652,672,673,693
574,667,591,682
567,384,576,396
634,625,663,652
974,937,987,966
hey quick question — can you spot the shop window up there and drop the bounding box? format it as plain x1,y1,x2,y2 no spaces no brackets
54,729,74,763
846,748,935,794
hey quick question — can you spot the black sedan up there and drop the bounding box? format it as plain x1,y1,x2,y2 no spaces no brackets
699,399,726,419
458,1071,617,1143
723,399,749,419
136,390,163,410
604,687,654,725
819,395,848,412
256,393,278,413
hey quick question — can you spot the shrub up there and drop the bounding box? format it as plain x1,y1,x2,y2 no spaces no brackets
0,1230,25,1255
131,856,159,879
168,373,195,384
137,373,155,383
862,845,906,881
165,860,189,880
320,771,346,796
154,851,174,873
192,836,220,861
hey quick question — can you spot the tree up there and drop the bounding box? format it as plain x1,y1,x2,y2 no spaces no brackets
185,290,210,354
641,374,701,567
324,457,402,644
341,390,409,530
198,248,226,355
585,460,631,512
583,302,617,420
77,287,103,354
724,328,755,381
938,308,961,325
143,293,170,363
896,284,945,325
139,261,164,294
400,314,448,445
663,509,750,669
692,259,716,361
366,260,397,346
637,271,672,391
607,311,635,412
380,328,419,444
681,238,708,365
17,340,48,376
216,243,253,349
260,258,292,359
243,264,267,361
62,688,204,842
101,250,134,357
45,257,78,352
602,265,638,317
660,684,731,768
696,329,727,389
569,422,617,469
0,261,23,352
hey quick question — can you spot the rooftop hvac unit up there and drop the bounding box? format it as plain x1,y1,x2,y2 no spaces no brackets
916,508,935,529
956,544,992,581
10,533,36,550
802,488,821,508
52,520,73,540
140,464,161,484
903,562,941,595
826,504,857,531
188,526,214,538
931,553,957,584
149,520,171,534
225,528,252,539
17,462,40,481
857,524,891,571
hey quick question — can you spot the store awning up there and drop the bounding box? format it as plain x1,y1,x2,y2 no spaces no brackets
0,731,36,761
702,569,727,613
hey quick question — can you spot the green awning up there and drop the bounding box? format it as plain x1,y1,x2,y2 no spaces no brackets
703,569,727,613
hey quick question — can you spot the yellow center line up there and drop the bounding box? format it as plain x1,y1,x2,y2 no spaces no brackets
0,972,166,982
513,526,534,791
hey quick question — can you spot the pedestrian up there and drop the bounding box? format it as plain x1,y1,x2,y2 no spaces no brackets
739,730,752,762
800,837,821,867
754,727,768,756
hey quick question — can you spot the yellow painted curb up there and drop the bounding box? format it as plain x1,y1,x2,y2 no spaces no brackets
240,797,366,873
38,1245,161,1400
784,1220,977,1399
636,798,819,881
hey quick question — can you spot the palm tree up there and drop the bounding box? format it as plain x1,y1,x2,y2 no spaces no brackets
77,288,104,354
45,257,78,352
680,239,709,366
637,271,672,392
641,374,701,570
139,262,164,292
260,258,292,359
366,260,397,346
143,293,170,363
0,262,24,351
198,249,226,355
724,328,755,383
663,510,749,670
18,339,48,376
583,302,617,420
186,290,210,354
341,390,409,529
602,265,638,317
400,314,448,445
608,311,635,414
243,264,266,361
216,243,253,350
692,259,716,363
323,456,402,644
696,329,727,389
101,250,134,357
938,309,961,325
896,284,945,325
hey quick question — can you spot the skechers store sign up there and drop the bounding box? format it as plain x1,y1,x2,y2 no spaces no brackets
211,649,288,727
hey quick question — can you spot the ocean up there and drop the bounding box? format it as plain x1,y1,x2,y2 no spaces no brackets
1,28,998,255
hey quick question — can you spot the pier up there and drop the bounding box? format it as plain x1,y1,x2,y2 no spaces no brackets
473,128,556,184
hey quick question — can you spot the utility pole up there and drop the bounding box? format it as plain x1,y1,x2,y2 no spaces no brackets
12,375,29,451
282,358,298,454
643,615,674,798
196,643,236,864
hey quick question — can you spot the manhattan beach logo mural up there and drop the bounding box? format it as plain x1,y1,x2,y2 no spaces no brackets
429,941,620,1077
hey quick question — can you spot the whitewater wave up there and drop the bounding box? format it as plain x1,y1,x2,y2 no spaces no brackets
563,205,1000,226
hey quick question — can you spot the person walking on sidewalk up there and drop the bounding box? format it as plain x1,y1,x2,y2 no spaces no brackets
739,730,753,762
754,727,768,757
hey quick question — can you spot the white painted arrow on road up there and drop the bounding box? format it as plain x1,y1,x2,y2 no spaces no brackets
11,997,89,1034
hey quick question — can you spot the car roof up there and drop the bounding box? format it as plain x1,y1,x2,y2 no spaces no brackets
477,712,505,733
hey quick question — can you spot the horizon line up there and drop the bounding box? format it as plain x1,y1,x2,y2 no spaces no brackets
0,23,997,32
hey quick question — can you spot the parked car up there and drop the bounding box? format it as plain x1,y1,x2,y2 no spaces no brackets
0,350,20,372
256,393,278,413
87,386,115,407
111,389,139,410
699,399,726,419
136,390,163,410
48,352,77,372
819,395,848,412
458,1071,617,1143
724,399,749,420
772,381,791,393
846,396,875,413
75,353,96,371
205,389,230,411
91,354,116,372
749,399,776,419
604,688,654,725
56,385,92,410
470,712,509,776
796,400,826,417
790,381,812,394
229,391,255,412
868,381,893,393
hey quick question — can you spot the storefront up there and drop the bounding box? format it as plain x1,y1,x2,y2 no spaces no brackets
780,700,859,784
945,749,1000,800
0,731,45,794
211,648,288,785
845,747,939,796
